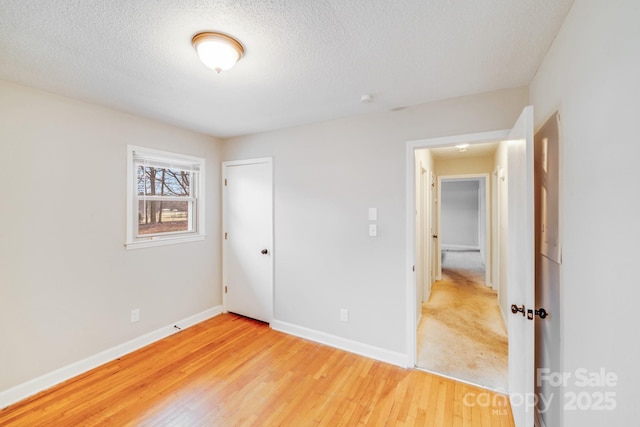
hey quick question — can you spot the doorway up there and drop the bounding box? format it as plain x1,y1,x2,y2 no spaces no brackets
407,108,536,426
436,175,490,285
415,155,508,390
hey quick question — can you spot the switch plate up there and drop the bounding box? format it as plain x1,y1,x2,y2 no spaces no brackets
369,224,377,237
368,207,378,221
130,308,140,323
340,309,349,322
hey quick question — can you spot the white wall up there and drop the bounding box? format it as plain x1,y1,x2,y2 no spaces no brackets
530,0,640,425
0,81,222,397
440,180,479,249
434,154,495,177
223,87,528,357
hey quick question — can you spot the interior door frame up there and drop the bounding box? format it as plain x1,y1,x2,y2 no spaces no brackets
222,157,274,322
492,165,504,294
421,166,432,302
436,173,491,286
405,130,509,368
429,171,437,287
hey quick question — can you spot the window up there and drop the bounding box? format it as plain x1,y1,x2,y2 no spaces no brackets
126,145,205,249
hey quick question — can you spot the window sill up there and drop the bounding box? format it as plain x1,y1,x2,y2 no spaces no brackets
125,234,205,250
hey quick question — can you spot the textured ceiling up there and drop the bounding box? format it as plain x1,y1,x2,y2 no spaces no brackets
0,0,573,138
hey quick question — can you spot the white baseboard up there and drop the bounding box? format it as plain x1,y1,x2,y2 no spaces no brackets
0,306,223,410
271,320,409,368
440,245,480,251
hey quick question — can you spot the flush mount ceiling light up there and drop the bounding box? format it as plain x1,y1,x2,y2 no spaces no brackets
455,143,470,152
192,32,244,73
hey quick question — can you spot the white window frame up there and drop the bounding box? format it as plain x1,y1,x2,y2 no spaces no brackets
126,145,205,249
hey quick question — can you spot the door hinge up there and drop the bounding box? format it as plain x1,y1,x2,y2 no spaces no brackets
225,286,228,294
224,178,227,186
224,232,227,240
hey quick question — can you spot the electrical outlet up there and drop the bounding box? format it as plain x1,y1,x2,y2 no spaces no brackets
340,309,349,322
130,308,140,323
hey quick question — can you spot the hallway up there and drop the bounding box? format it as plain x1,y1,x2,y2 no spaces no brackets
417,250,508,391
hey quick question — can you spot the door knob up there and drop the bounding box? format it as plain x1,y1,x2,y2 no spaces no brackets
261,249,269,255
432,235,438,239
528,308,548,320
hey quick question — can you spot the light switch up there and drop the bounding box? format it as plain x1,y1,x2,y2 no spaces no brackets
368,208,378,221
369,224,377,237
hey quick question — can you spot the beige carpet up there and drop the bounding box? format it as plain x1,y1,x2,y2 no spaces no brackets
417,250,508,391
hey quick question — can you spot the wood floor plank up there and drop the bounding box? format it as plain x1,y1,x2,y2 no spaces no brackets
0,314,515,426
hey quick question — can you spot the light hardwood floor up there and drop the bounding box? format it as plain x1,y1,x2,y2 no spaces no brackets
0,314,514,426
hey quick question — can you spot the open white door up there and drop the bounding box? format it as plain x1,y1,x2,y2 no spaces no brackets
506,106,535,427
223,158,273,323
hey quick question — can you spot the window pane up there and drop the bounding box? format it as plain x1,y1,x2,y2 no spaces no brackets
137,200,191,235
137,166,191,197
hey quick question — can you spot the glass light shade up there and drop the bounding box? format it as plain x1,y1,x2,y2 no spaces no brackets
192,32,244,73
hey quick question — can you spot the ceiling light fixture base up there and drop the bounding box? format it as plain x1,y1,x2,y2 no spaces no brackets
192,32,245,73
